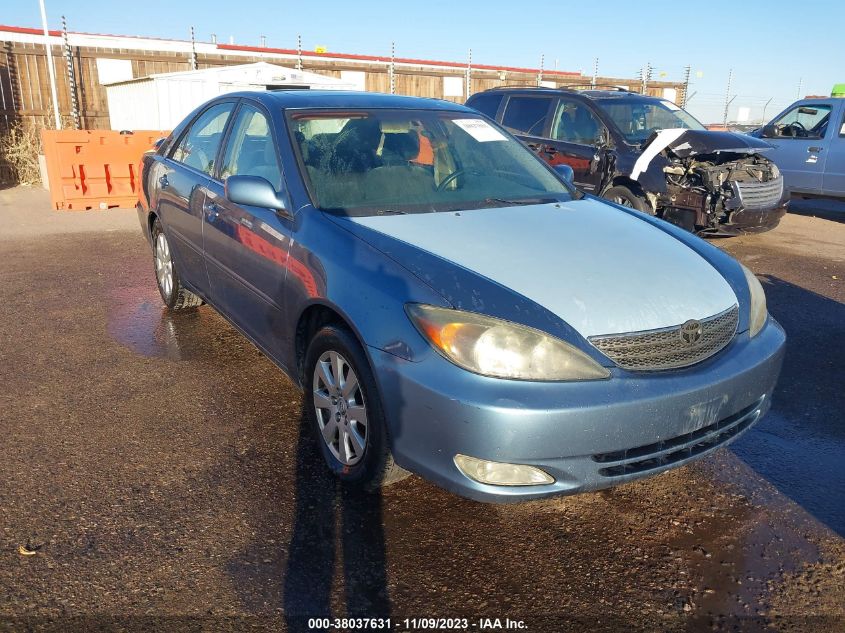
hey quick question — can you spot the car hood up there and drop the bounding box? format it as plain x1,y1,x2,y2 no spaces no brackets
344,198,738,338
646,128,773,158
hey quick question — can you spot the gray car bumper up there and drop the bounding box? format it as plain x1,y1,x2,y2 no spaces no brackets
370,318,786,503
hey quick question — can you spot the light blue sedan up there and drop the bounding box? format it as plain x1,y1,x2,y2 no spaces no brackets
138,90,785,502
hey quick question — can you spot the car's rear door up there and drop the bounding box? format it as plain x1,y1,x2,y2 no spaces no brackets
157,100,236,296
762,101,832,194
540,97,607,192
202,100,294,365
498,93,556,162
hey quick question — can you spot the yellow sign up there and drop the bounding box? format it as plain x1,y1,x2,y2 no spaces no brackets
314,46,327,54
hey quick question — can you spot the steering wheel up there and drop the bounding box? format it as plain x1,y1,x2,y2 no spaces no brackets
785,121,808,137
436,169,466,191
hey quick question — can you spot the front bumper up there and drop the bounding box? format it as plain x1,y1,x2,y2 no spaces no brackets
370,318,786,503
718,203,788,235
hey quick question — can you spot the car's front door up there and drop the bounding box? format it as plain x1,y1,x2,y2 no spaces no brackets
202,101,294,365
822,104,845,196
157,101,235,296
762,102,832,194
540,98,607,193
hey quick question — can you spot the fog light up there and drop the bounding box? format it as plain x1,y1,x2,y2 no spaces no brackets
454,454,554,486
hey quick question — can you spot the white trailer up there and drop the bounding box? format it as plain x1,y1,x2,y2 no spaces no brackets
104,62,357,130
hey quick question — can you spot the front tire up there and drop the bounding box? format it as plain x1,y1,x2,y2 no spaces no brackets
603,185,654,215
151,218,203,311
305,325,408,490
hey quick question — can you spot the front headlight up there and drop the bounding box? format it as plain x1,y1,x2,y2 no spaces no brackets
406,304,610,381
741,264,768,337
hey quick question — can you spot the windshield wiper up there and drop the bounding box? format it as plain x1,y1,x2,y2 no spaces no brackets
482,196,558,207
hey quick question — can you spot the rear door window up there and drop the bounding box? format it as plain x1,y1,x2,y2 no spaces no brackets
468,93,505,120
170,102,234,176
501,96,554,136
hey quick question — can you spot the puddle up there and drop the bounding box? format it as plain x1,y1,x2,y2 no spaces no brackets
106,284,207,360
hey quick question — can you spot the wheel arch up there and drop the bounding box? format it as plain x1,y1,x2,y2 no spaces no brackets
294,301,369,388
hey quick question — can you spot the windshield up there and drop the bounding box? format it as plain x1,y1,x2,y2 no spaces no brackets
286,109,573,215
598,98,705,145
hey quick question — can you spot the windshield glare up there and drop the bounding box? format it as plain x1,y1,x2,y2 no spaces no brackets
286,109,572,215
599,99,705,144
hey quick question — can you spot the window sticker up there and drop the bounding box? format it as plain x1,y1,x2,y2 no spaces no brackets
452,118,507,142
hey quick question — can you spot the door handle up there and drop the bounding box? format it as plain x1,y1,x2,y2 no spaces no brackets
204,201,220,219
808,146,823,153
158,174,169,189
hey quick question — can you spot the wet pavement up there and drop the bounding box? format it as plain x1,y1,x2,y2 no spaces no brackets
0,187,843,632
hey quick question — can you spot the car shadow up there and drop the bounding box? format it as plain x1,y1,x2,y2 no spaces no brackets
282,403,392,632
730,274,845,536
788,197,845,223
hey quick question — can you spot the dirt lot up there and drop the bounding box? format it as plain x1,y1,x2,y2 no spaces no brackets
0,186,843,632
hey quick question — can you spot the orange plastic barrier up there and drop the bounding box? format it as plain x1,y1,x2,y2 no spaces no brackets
41,129,169,210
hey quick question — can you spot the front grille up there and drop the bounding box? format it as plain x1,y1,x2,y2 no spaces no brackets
734,175,784,210
593,396,764,477
589,305,738,371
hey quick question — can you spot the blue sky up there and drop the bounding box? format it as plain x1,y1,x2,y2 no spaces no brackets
6,0,843,123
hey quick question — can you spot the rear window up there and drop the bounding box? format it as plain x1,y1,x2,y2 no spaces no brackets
501,96,554,136
467,93,504,119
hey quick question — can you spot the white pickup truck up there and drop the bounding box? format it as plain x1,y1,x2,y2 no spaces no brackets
751,97,845,199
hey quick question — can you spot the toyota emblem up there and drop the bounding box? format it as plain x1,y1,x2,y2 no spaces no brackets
679,320,703,346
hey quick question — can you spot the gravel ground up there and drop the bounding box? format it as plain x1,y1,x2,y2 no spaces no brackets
0,186,843,632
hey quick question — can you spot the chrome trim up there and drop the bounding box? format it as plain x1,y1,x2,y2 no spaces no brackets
589,305,739,371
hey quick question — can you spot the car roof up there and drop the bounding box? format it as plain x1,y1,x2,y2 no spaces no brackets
223,89,473,112
471,87,664,102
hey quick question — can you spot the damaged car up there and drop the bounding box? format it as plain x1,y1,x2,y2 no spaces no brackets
466,87,788,235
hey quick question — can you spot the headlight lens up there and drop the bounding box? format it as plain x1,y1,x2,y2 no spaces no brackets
406,304,610,381
741,264,768,337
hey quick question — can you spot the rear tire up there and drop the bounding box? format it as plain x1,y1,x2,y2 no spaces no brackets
603,185,654,215
151,218,203,311
304,325,409,490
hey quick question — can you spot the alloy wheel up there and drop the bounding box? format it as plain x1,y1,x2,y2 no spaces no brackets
312,350,368,466
155,232,174,298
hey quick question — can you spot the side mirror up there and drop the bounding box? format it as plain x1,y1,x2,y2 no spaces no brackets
554,164,575,183
225,175,287,212
153,137,167,151
760,124,778,139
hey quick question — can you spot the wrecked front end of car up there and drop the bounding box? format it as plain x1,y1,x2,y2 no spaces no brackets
635,130,788,235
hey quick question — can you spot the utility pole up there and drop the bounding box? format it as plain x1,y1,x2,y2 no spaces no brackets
260,35,267,48
796,77,803,100
761,97,773,124
38,0,61,129
640,62,652,94
296,35,302,71
61,15,79,129
681,65,691,108
389,41,396,94
537,53,544,86
189,26,198,70
722,69,733,127
465,49,472,98
591,57,598,89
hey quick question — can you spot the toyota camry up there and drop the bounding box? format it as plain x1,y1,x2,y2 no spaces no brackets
137,90,785,502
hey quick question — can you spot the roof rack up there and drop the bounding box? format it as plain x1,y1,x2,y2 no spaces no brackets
479,83,633,93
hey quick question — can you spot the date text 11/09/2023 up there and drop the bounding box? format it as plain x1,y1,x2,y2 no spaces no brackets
306,617,528,630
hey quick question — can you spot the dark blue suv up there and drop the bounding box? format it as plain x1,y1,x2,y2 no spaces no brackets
467,87,788,235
